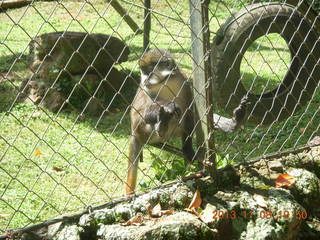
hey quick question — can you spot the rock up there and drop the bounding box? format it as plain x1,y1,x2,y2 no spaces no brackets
170,184,193,209
97,212,216,240
41,88,66,112
52,225,82,240
22,31,134,114
212,188,305,240
79,209,116,228
113,204,134,222
18,80,45,104
286,168,320,212
18,67,132,115
29,31,130,76
280,147,320,177
18,147,320,240
307,136,320,146
47,222,64,238
268,160,283,172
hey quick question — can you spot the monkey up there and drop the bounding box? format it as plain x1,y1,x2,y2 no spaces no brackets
126,49,195,194
126,49,249,195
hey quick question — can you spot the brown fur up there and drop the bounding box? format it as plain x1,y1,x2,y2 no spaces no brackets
126,49,195,194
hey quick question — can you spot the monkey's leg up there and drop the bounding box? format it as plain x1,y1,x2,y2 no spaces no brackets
126,136,143,195
182,110,195,162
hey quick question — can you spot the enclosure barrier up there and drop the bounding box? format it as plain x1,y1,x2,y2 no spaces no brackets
0,0,320,235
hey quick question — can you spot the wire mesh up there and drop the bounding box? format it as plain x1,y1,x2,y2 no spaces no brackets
0,0,319,234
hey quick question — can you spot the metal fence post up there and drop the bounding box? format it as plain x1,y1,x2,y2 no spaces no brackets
143,0,151,51
189,0,216,176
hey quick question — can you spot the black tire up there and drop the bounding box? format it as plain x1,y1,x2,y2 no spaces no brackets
211,3,320,125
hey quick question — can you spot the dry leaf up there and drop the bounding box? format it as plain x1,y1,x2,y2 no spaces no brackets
121,213,143,226
161,209,174,215
184,207,200,216
187,189,202,210
147,203,174,218
0,213,10,219
299,128,305,134
275,173,295,188
257,185,271,190
253,194,268,208
52,166,63,172
35,149,42,156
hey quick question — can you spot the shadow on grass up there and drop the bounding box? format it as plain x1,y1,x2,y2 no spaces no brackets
247,41,289,53
240,71,281,95
0,53,31,112
0,53,29,72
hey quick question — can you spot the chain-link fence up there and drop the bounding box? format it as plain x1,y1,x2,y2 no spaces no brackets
1,0,320,234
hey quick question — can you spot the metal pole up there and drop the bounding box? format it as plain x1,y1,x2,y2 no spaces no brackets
143,0,151,51
189,0,216,177
202,0,216,177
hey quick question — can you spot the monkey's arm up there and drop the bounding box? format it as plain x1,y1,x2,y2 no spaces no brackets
144,101,181,137
144,103,160,125
214,96,249,133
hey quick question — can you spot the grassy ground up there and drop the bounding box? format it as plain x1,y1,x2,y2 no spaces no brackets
0,0,320,232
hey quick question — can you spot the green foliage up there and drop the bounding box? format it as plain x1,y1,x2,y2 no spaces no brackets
150,153,202,183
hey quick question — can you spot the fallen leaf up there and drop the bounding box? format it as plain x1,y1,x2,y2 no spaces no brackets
299,128,305,134
161,209,174,215
184,207,200,216
187,189,202,210
257,185,271,190
121,213,143,226
0,213,10,219
35,149,42,156
147,203,174,218
52,167,63,172
275,173,295,188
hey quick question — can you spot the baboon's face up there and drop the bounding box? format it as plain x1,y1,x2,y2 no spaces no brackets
139,50,177,87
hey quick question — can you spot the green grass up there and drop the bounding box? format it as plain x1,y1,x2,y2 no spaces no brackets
1,0,320,232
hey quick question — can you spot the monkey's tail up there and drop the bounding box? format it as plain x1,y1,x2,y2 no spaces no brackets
213,96,249,133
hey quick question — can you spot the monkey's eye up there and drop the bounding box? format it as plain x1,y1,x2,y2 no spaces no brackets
158,60,174,69
141,64,155,74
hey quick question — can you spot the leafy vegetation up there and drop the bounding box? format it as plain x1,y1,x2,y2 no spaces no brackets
0,0,319,232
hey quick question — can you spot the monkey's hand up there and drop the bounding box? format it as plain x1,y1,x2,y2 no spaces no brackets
162,101,182,117
232,95,249,124
213,96,250,132
155,102,181,137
